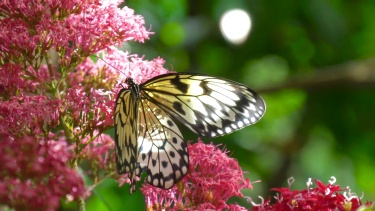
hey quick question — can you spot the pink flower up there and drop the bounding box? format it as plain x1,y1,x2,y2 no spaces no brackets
0,0,151,67
80,131,115,171
60,1,151,58
99,47,169,93
0,64,51,97
141,140,252,210
0,64,26,98
102,46,169,81
63,86,114,132
252,177,374,211
0,17,41,63
67,56,119,90
0,63,61,100
0,135,85,211
0,95,60,136
0,0,83,64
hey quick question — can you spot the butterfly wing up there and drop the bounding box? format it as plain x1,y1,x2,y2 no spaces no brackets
114,73,265,192
141,73,266,137
114,89,139,174
135,98,189,190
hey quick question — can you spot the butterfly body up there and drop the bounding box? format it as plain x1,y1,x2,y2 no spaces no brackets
114,73,265,193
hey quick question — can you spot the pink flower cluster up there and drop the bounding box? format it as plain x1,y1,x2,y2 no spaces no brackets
0,0,151,66
0,95,60,136
79,132,115,172
0,0,159,209
141,140,252,211
0,135,85,211
98,46,169,92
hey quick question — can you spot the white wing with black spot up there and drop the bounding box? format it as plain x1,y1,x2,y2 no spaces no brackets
141,73,266,137
135,99,189,190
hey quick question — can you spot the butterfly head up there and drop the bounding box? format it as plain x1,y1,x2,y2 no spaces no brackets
125,77,140,98
125,77,135,86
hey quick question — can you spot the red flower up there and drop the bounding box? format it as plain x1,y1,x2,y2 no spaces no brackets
252,177,374,211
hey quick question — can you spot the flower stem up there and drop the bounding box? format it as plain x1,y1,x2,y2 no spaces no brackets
78,197,86,211
74,159,86,211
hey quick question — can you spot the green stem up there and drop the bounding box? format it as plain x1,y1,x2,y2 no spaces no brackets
74,159,86,211
88,171,115,192
78,197,86,211
54,73,83,211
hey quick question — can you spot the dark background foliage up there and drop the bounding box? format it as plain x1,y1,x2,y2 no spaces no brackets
77,0,375,210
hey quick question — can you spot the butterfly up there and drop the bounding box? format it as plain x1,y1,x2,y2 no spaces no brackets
114,73,265,193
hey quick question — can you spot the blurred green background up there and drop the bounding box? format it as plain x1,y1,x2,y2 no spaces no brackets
74,0,375,210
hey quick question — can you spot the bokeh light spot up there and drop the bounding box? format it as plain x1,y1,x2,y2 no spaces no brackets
219,9,252,45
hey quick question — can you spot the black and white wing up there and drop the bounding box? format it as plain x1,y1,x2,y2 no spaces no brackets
135,98,189,190
141,73,266,137
114,72,265,193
